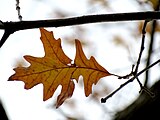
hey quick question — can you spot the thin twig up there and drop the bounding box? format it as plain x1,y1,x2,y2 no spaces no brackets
101,59,160,103
136,77,155,97
101,20,156,103
134,20,148,74
132,20,149,95
115,65,134,79
131,20,151,96
16,0,22,21
113,21,148,95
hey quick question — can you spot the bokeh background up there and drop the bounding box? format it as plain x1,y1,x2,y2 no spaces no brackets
0,0,160,120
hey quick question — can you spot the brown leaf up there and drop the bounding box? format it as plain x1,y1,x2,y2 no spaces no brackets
9,28,111,108
73,40,111,96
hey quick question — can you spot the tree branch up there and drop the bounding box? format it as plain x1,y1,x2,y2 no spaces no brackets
144,1,160,87
0,11,160,48
144,20,156,87
0,11,160,30
134,20,148,74
101,59,160,103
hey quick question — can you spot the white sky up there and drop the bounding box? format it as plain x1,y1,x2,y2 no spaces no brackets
0,0,159,120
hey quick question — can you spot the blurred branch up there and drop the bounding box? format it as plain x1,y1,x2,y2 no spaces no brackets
144,1,160,87
144,20,157,87
1,11,160,47
0,100,9,120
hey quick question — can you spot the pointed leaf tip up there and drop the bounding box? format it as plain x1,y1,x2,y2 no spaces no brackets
74,39,111,97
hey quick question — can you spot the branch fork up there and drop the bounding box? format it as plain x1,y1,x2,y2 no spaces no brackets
101,20,157,103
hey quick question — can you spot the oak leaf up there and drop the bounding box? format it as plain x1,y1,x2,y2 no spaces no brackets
9,28,111,108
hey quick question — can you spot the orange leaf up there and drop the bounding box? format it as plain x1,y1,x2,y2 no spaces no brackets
9,28,111,108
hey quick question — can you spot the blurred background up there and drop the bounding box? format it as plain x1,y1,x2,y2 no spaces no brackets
0,0,160,120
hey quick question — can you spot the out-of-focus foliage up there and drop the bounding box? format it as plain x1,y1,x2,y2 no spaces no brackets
138,0,159,10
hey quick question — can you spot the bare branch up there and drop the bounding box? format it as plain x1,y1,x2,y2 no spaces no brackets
0,11,160,48
134,20,148,74
101,59,160,103
144,1,160,87
0,11,160,30
136,77,154,97
16,0,22,21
